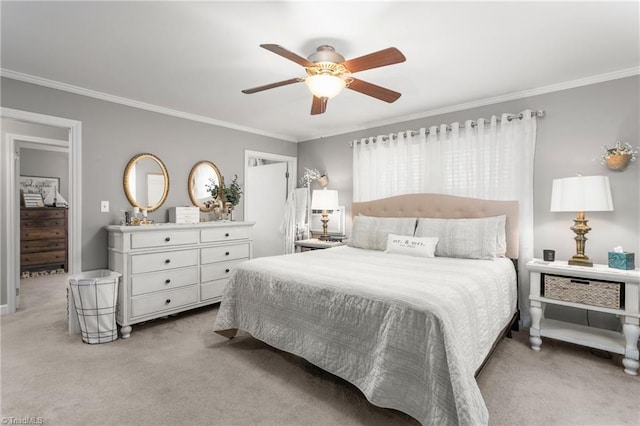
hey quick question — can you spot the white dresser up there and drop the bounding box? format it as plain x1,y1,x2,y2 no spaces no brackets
107,221,254,338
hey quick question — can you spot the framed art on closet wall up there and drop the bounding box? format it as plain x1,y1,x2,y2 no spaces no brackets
19,175,60,198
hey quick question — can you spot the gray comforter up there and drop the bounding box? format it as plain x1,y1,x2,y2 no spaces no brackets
214,246,517,425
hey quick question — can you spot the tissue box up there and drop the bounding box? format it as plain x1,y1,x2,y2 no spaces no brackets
169,207,200,224
608,252,635,270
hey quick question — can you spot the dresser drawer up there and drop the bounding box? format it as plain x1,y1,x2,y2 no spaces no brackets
21,239,66,253
130,286,198,318
21,218,66,229
201,226,250,243
130,230,198,249
201,259,246,282
201,243,249,264
131,249,198,274
201,279,229,302
131,267,198,296
21,227,66,240
21,208,66,220
21,250,66,267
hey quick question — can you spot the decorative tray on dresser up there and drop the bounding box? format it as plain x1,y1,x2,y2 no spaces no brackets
20,207,68,274
106,221,254,338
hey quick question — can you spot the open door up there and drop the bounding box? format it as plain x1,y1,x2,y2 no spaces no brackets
244,151,296,258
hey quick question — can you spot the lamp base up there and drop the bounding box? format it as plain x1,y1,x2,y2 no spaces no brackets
568,211,593,267
319,212,330,241
568,255,593,267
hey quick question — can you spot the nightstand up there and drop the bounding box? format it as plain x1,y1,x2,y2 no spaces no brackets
526,260,640,375
294,238,346,252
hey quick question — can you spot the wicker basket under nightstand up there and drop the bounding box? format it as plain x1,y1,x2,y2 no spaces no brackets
542,274,623,309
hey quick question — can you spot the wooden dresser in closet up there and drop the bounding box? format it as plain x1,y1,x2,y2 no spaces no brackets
20,207,68,274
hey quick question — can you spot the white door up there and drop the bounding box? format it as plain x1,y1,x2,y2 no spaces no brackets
246,161,289,258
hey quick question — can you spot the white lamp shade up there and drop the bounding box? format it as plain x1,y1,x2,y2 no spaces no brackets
311,189,339,210
305,75,346,99
550,175,614,212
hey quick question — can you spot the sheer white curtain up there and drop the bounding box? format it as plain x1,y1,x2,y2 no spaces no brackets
352,110,537,322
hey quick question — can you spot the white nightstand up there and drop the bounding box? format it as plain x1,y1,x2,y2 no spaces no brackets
526,260,640,375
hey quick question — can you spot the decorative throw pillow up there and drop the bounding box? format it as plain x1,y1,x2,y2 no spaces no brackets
348,216,417,251
414,216,507,259
385,234,439,258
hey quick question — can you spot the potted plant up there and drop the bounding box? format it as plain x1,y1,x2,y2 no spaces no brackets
601,141,638,171
207,174,242,219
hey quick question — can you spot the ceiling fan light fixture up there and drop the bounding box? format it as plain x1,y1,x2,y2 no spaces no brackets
305,74,346,99
243,44,405,114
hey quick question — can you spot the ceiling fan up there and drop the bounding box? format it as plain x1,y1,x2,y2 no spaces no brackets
242,44,406,115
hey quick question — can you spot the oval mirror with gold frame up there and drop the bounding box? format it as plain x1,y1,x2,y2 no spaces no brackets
123,153,170,212
188,160,222,212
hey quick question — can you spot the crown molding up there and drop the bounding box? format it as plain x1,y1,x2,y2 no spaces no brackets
0,69,297,143
305,66,640,141
3,66,638,143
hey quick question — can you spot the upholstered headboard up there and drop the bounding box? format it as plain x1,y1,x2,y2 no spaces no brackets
352,193,519,259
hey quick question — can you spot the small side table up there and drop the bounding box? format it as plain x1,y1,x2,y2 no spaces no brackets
526,260,640,375
294,238,346,252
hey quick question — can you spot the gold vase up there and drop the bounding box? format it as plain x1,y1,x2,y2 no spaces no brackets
606,153,631,171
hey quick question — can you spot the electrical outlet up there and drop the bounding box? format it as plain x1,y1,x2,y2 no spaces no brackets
101,201,109,213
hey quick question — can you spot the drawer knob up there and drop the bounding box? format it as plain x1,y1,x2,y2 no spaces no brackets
165,299,171,304
165,237,171,242
225,252,230,256
225,233,230,237
165,279,171,284
165,259,171,264
225,268,230,273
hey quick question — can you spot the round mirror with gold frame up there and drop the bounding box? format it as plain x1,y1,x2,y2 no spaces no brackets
123,153,169,212
188,160,222,212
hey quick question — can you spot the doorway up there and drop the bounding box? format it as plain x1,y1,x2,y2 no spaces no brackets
1,108,82,316
16,137,70,307
244,151,296,258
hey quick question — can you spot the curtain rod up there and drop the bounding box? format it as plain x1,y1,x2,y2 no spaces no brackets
349,109,545,147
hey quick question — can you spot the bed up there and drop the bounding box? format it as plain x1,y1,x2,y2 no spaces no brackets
214,193,519,425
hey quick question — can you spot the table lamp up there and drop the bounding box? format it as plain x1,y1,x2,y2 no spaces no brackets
550,174,613,267
311,189,339,240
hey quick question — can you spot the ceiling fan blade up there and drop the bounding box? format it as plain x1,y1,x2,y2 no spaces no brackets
347,78,401,103
342,47,406,73
311,96,327,115
260,44,314,67
242,78,302,94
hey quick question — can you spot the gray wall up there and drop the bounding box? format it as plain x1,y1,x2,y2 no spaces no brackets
298,76,640,266
1,77,297,272
3,75,638,330
298,76,639,329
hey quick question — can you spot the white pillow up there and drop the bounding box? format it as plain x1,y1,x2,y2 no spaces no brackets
348,216,417,251
385,234,439,258
414,216,507,259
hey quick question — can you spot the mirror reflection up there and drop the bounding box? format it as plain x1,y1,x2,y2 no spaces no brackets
123,153,169,212
188,160,222,212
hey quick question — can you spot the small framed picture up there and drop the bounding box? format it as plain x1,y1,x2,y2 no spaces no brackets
23,192,45,208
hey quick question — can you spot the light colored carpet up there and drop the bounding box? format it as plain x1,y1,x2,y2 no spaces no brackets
1,274,638,425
